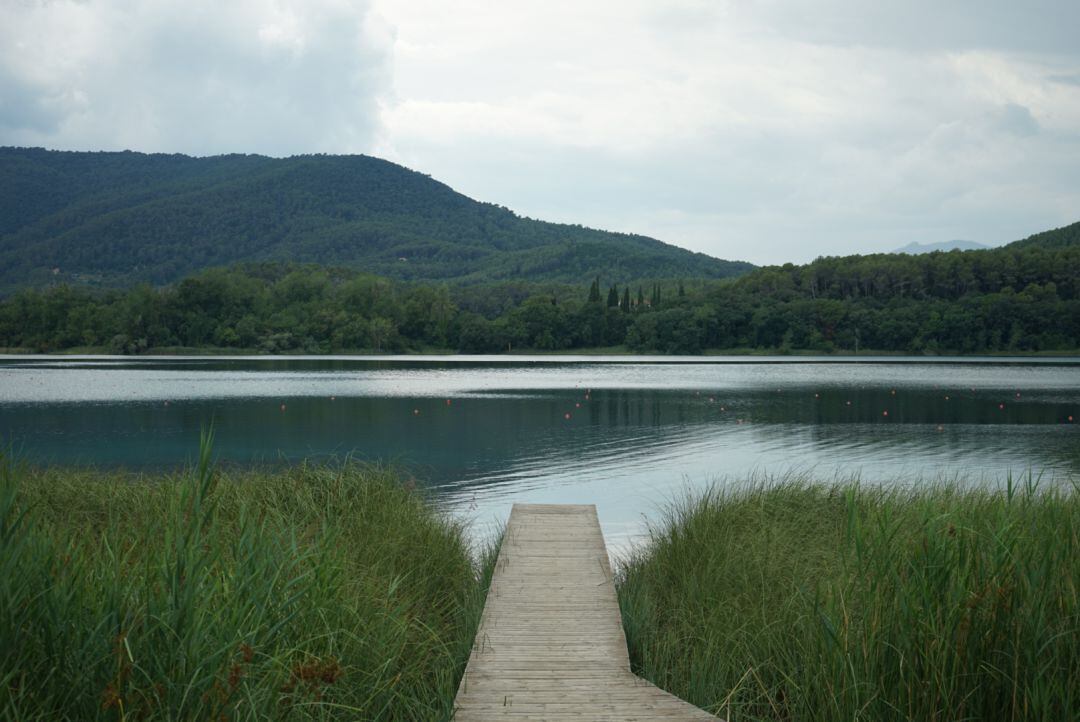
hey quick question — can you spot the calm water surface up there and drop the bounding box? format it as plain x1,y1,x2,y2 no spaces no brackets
2,355,1078,552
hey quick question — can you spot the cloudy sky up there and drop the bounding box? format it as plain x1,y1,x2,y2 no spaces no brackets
2,0,1079,264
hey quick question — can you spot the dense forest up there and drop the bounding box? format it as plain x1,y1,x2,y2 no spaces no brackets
2,221,1077,354
0,147,750,290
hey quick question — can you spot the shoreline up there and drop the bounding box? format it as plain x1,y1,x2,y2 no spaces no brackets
3,348,1080,363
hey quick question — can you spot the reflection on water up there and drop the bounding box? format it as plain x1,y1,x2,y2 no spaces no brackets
1,356,1078,552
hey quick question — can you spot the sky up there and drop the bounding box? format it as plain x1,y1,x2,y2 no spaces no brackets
2,0,1079,264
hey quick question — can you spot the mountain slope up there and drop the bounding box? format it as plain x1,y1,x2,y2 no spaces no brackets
0,148,751,290
1008,220,1080,250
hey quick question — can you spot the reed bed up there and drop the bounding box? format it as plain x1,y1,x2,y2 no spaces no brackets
0,433,492,721
617,474,1080,722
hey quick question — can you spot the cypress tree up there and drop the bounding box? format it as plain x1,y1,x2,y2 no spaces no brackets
621,287,630,312
637,286,644,308
678,280,685,297
607,285,618,307
588,277,601,303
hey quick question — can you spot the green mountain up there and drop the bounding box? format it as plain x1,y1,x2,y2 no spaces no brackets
0,147,751,291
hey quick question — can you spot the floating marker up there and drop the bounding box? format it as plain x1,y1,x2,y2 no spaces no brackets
564,412,572,420
446,399,452,406
945,395,950,400
814,393,819,399
709,397,715,403
883,410,889,417
575,402,581,408
891,389,896,395
1015,392,1021,399
330,396,335,401
280,403,286,412
1069,415,1074,422
720,406,726,411
999,403,1005,410
164,401,169,406
413,408,420,415
937,425,944,432
846,401,851,406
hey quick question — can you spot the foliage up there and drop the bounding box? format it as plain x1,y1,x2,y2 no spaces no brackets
2,165,1078,357
617,475,1080,721
3,226,1079,354
0,436,494,720
0,147,751,290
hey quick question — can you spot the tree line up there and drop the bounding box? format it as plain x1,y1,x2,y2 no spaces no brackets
1,239,1078,355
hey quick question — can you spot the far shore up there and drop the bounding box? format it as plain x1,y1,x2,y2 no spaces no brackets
2,345,1079,359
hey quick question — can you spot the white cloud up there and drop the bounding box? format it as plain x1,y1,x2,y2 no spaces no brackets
373,0,1080,263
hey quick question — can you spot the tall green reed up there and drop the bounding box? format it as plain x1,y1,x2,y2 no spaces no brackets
1,435,491,720
617,474,1080,721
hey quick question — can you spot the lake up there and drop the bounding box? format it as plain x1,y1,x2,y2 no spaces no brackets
2,355,1078,552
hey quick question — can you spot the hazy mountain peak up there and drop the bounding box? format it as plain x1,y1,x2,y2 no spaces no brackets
893,240,989,254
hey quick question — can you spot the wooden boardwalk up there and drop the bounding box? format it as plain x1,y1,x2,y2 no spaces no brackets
453,504,716,721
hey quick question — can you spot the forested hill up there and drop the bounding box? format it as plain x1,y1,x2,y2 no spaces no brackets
1008,220,1080,250
1,220,1077,355
0,147,751,291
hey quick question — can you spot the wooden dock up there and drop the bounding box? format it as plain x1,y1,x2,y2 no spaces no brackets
453,504,716,720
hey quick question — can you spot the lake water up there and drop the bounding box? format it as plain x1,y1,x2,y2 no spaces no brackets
2,355,1078,553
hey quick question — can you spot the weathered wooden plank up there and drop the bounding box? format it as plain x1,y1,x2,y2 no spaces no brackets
453,504,716,721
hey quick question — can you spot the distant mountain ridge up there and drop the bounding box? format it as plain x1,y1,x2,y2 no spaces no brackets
0,147,752,291
893,239,990,254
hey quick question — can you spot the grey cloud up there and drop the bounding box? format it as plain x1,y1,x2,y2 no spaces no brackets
0,0,393,156
991,104,1039,137
1049,73,1080,87
740,0,1080,54
0,67,65,132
